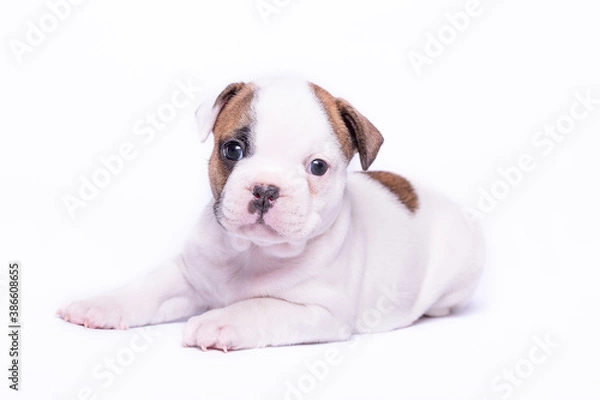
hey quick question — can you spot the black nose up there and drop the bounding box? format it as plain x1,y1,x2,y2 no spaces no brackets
249,184,280,215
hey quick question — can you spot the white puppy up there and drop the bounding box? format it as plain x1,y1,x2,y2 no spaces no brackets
58,77,484,351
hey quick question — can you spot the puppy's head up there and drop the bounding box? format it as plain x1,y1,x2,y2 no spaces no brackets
196,78,383,245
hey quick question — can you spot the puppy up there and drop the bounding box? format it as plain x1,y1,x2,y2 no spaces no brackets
58,77,484,351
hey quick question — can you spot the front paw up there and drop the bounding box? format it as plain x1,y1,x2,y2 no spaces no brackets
57,295,129,330
182,310,255,352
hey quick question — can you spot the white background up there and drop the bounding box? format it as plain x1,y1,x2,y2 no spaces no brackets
1,0,599,399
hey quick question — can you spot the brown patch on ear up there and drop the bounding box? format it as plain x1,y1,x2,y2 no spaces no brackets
337,98,384,170
208,82,256,199
311,84,356,162
212,83,255,139
365,171,419,213
310,83,384,170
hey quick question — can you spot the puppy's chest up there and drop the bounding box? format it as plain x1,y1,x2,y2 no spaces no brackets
200,253,306,306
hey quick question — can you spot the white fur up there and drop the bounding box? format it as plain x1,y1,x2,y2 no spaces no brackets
58,78,484,351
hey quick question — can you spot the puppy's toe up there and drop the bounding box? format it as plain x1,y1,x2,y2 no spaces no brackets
58,296,126,330
183,315,240,352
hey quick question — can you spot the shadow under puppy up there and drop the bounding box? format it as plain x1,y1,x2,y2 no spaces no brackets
58,77,484,352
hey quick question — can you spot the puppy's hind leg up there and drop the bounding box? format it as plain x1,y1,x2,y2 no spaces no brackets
425,216,485,319
424,276,481,318
57,256,204,329
424,306,452,318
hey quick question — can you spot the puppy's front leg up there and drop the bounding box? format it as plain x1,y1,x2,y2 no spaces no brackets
183,298,350,351
58,257,204,329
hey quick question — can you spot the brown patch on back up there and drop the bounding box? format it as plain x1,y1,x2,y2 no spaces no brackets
208,83,256,199
365,171,419,213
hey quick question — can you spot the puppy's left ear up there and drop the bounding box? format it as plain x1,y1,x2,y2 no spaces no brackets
195,82,247,143
335,98,384,171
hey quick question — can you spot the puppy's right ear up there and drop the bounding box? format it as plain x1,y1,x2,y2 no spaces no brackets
195,82,247,142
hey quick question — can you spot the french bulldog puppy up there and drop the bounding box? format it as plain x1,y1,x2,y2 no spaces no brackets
58,77,484,351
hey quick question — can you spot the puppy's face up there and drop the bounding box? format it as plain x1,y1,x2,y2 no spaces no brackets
196,78,383,246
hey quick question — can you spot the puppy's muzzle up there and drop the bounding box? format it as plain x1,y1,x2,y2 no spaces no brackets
248,184,280,216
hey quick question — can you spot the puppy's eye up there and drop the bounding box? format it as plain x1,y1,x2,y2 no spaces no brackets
309,159,328,176
222,141,244,161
